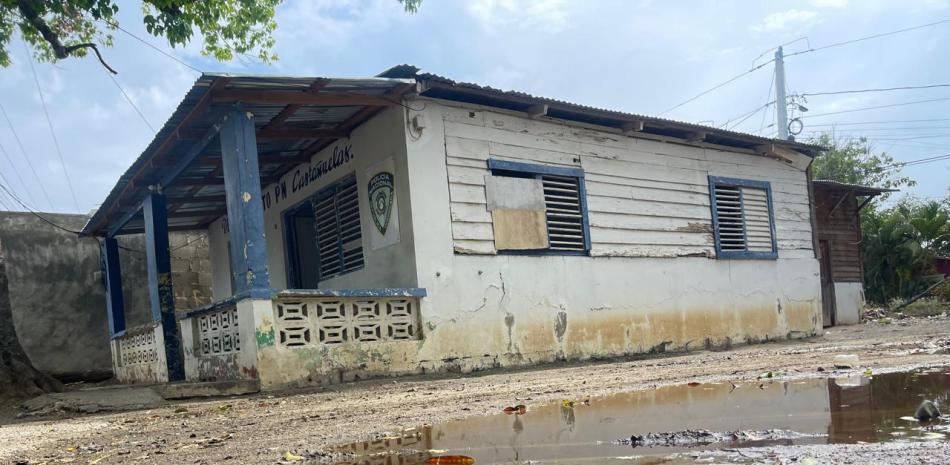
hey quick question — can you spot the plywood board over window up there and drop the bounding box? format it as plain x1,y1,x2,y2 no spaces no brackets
485,176,550,250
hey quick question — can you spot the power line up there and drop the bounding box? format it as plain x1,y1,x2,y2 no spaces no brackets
0,101,55,210
0,138,36,207
805,118,950,127
104,20,203,74
786,18,950,58
802,97,950,119
802,84,950,97
106,71,157,133
659,18,950,118
657,59,775,116
23,42,82,213
0,181,85,234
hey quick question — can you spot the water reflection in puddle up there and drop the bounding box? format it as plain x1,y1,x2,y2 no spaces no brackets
331,367,949,465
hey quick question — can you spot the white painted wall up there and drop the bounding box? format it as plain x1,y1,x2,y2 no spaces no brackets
206,106,416,298
833,282,864,325
205,97,824,388
401,98,822,370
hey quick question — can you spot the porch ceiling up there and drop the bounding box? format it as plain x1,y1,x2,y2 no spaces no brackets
81,74,415,237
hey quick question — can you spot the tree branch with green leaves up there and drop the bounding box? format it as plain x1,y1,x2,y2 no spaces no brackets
1,0,423,72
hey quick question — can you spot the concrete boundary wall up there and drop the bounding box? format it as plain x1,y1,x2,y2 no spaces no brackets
0,211,211,381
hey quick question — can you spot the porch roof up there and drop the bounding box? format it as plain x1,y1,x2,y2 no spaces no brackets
84,65,826,237
81,73,415,237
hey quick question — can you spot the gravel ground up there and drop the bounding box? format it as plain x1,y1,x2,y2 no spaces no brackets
1,317,949,465
692,440,950,465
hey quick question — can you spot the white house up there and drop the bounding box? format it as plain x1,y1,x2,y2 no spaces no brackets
83,66,825,389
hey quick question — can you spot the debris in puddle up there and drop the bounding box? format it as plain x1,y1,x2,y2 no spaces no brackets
617,429,825,448
687,381,701,386
560,399,575,408
425,455,475,464
502,404,526,414
833,354,860,368
914,400,941,421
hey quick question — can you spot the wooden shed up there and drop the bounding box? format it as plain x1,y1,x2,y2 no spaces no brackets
812,180,893,326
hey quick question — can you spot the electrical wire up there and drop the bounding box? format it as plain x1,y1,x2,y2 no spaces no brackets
0,181,85,234
802,97,950,119
106,71,157,133
804,118,950,127
786,18,950,58
0,138,36,207
0,101,55,210
659,18,950,119
657,59,775,116
103,20,203,74
756,69,776,134
802,84,950,97
23,41,82,213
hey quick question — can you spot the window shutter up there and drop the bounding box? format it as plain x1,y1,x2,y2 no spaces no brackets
713,184,746,251
740,186,773,252
313,176,364,281
336,179,364,274
541,174,585,251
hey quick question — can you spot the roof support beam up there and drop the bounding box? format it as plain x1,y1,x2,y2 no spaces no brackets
212,90,397,107
686,131,706,142
219,108,271,297
526,104,548,118
143,192,185,381
262,79,331,131
621,120,644,135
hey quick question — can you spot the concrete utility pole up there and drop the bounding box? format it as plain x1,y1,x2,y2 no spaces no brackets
774,46,789,140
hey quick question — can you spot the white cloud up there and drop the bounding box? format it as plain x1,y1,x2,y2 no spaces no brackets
810,0,848,8
753,9,820,33
466,0,568,33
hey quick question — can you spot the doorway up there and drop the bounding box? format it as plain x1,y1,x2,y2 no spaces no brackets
819,240,836,327
283,201,319,289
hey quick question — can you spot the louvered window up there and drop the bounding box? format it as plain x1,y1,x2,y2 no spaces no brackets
312,175,365,280
488,159,590,255
709,176,777,259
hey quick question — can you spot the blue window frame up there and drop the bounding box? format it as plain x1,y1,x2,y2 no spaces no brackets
487,159,591,256
708,176,778,260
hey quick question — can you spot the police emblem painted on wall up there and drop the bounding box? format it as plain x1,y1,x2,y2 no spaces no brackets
368,172,395,235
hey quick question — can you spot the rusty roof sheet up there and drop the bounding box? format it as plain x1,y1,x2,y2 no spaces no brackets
813,179,898,196
379,65,826,155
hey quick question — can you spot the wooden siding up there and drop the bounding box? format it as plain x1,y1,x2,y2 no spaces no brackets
441,105,814,259
814,187,863,282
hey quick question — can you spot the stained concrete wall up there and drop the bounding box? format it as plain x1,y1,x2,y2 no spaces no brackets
833,282,864,325
198,98,823,390
207,106,416,299
0,211,211,381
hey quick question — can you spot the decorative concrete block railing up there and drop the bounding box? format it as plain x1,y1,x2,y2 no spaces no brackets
111,322,168,384
272,289,426,348
178,299,245,382
195,304,241,356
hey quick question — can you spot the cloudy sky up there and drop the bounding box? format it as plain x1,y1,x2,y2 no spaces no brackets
0,0,948,214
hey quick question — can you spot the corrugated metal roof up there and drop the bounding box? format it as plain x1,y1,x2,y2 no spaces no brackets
813,179,897,196
379,65,826,155
85,66,826,237
81,73,414,236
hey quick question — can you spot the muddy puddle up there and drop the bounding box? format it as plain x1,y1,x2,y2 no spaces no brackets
321,367,950,465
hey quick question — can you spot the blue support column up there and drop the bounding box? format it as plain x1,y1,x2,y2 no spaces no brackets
101,236,126,336
220,108,271,297
143,192,184,381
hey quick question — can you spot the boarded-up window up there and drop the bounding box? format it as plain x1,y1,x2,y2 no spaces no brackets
709,176,776,259
487,159,590,255
312,175,364,280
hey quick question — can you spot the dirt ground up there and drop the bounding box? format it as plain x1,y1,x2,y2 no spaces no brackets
2,318,949,465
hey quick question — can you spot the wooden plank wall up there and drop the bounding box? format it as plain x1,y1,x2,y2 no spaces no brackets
814,187,863,282
440,104,814,259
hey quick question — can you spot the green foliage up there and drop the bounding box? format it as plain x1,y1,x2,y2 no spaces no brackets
862,197,950,304
1,0,422,68
808,133,915,193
